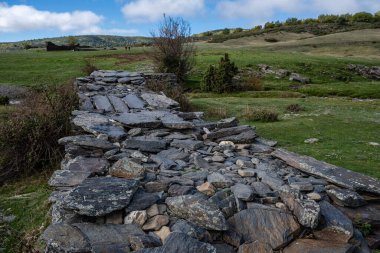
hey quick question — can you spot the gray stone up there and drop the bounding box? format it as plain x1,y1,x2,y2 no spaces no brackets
123,136,167,153
123,94,145,109
141,93,179,109
58,135,115,150
166,195,228,231
252,182,273,197
168,184,195,196
326,187,366,207
108,95,129,113
238,241,273,253
113,112,162,128
207,173,233,189
125,189,160,213
72,113,127,140
272,149,380,195
171,219,212,242
40,224,91,253
205,125,253,140
279,185,320,229
314,200,354,242
62,156,109,174
290,181,314,192
208,189,237,218
171,139,204,151
110,157,146,179
289,73,310,84
228,205,300,250
73,223,144,253
134,232,216,253
62,177,139,216
217,129,257,144
49,170,91,187
231,183,255,201
93,95,114,112
129,234,162,251
283,239,354,253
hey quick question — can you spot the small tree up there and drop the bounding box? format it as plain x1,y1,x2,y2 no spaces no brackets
201,53,238,93
66,36,78,46
151,15,196,83
352,12,373,23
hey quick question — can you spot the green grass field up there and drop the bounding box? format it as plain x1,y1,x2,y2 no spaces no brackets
0,29,379,252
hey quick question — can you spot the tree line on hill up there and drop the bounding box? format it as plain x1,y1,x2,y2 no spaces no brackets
198,11,380,41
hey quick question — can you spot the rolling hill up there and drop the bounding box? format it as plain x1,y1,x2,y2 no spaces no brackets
0,35,151,49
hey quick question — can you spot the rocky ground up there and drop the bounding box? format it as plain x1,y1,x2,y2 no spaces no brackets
40,70,380,253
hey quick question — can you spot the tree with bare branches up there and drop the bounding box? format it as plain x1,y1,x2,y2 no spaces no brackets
151,15,196,83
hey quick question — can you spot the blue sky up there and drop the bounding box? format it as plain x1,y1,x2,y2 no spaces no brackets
1,0,379,42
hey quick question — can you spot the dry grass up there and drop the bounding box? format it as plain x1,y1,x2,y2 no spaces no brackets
241,105,279,122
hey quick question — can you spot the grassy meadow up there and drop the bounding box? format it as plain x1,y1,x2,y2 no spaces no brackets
0,28,379,252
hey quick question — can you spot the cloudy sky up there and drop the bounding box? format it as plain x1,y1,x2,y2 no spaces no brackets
1,0,379,42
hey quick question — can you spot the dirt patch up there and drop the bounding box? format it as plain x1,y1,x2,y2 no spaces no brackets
95,52,154,65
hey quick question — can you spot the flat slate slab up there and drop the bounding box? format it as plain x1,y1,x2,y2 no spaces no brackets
72,113,127,140
272,148,380,195
123,94,145,109
113,111,162,128
108,95,129,113
93,95,114,112
141,93,179,109
58,135,115,150
73,223,144,253
283,239,354,253
62,177,139,216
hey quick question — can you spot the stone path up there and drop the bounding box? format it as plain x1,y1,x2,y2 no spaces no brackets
40,70,380,253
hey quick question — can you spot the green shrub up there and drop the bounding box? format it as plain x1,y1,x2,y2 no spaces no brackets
201,53,238,93
352,12,374,23
0,82,78,184
241,106,279,122
222,28,230,35
0,95,10,105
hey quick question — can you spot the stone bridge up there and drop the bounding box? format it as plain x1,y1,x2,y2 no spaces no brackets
40,70,380,253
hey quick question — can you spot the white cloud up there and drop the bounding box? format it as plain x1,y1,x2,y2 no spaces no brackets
0,3,103,33
122,0,205,23
216,0,380,24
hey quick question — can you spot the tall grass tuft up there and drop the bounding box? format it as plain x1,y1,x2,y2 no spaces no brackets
241,105,279,122
0,81,78,185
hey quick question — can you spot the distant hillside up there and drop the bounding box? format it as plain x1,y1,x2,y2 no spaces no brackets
0,35,152,49
196,11,380,43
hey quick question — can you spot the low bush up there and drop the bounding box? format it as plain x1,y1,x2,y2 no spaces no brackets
146,79,192,112
82,60,98,75
0,95,10,105
286,104,305,113
264,38,279,43
241,106,279,122
239,76,263,91
0,81,78,184
206,106,228,119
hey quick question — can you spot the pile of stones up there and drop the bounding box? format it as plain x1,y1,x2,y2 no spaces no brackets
41,70,380,253
256,64,311,84
348,64,380,80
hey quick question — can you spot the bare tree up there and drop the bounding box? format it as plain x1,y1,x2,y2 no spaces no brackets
151,15,196,83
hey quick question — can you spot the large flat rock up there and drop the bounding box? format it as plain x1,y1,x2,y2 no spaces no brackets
228,205,300,250
40,224,91,253
62,177,139,216
283,239,354,253
272,149,380,195
72,112,127,140
134,232,216,253
141,92,179,109
123,94,145,109
73,223,144,253
166,195,228,231
93,95,114,112
58,135,115,150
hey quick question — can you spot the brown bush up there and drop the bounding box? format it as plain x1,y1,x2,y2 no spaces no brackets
146,79,192,112
241,106,279,122
82,60,98,76
240,76,263,91
0,81,78,184
206,106,228,119
286,103,304,113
